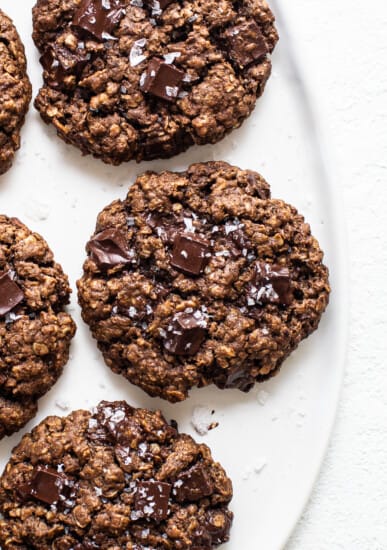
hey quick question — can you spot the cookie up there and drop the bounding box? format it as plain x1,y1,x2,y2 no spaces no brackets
32,0,278,165
0,400,233,549
0,216,76,439
0,10,32,175
77,161,330,402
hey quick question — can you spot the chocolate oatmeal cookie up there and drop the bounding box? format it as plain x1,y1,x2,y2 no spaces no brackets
32,0,278,164
0,216,76,439
77,161,330,402
0,9,32,175
0,400,233,549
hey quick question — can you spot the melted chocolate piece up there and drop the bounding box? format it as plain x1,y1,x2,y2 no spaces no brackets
142,127,193,160
173,462,213,502
40,44,90,87
146,212,182,244
72,0,125,41
134,480,171,522
223,21,268,68
0,271,24,316
204,510,232,544
222,219,252,257
164,311,207,356
248,262,293,307
115,444,133,472
18,466,74,506
91,401,137,445
171,233,211,276
140,58,184,102
87,228,134,269
223,365,255,392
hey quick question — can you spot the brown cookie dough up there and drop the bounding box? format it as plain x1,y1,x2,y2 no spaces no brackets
77,161,330,402
32,0,278,164
0,400,233,549
0,10,31,175
0,215,76,439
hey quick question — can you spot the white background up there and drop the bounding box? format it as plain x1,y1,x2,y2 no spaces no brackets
286,1,387,549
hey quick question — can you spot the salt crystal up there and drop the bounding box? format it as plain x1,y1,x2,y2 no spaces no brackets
191,405,216,436
55,400,70,411
257,390,269,406
130,38,147,67
163,52,181,64
24,198,50,222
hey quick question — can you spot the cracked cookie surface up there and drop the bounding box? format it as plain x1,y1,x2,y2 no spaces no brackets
77,161,330,402
32,0,278,164
0,400,233,549
0,216,76,439
0,9,31,175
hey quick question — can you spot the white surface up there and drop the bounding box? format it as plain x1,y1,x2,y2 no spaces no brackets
283,1,387,549
0,2,353,549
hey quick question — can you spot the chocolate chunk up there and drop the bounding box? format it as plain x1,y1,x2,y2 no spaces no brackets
87,228,133,269
222,365,255,392
40,44,91,87
204,510,232,544
164,311,207,356
72,0,125,41
171,233,211,276
190,527,212,549
248,263,293,307
40,49,67,87
173,463,213,502
0,271,24,316
134,480,171,522
142,127,192,160
91,401,137,445
140,58,184,102
147,212,181,244
18,466,74,506
223,21,268,68
115,444,133,472
222,219,252,257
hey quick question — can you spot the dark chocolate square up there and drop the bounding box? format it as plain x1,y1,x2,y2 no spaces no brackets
223,20,268,68
248,263,292,306
140,58,184,102
72,0,125,41
134,480,171,522
171,233,211,276
173,463,213,502
18,466,74,506
164,311,207,356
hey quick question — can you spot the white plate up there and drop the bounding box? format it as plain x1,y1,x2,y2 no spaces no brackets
0,2,348,549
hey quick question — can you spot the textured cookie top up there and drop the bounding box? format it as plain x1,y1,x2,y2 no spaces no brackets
77,162,330,402
33,0,278,164
0,216,76,439
0,9,31,175
0,400,233,549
